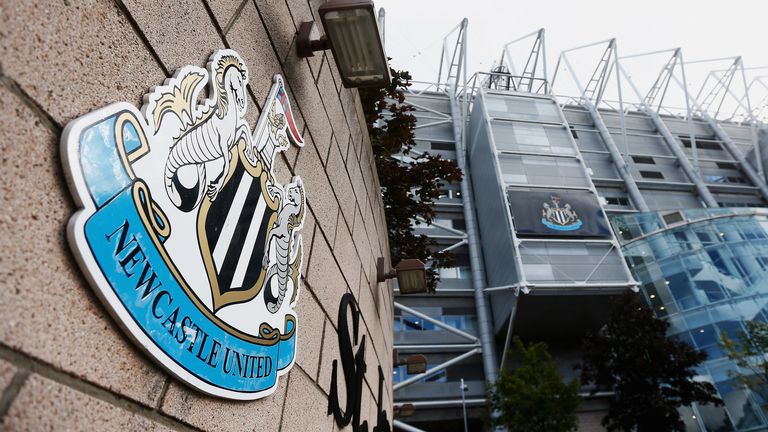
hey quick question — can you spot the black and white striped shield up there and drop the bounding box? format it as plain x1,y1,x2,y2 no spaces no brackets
197,140,279,312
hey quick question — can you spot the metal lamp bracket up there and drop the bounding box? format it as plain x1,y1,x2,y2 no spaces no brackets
297,21,331,58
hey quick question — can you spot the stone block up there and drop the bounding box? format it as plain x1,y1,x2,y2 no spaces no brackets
317,59,351,150
2,375,171,431
254,0,298,64
294,138,339,242
281,367,334,432
298,207,317,279
0,0,166,125
294,290,326,381
317,318,339,397
226,1,286,108
352,208,373,286
0,85,167,407
333,217,361,294
283,39,333,162
160,377,287,432
326,139,356,228
305,232,348,327
122,0,222,73
206,0,247,32
285,0,314,30
0,358,18,395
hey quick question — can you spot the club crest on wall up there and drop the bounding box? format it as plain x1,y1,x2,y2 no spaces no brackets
541,194,583,231
61,49,306,400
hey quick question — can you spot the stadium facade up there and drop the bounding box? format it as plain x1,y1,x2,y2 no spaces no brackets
390,21,768,432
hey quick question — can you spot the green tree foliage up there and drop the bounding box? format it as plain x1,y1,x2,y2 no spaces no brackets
488,337,581,432
581,292,722,431
359,69,463,292
721,320,768,402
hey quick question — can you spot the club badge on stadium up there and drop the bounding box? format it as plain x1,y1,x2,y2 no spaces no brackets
61,50,306,400
541,194,583,231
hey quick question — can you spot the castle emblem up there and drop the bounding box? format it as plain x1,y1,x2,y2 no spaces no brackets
62,50,305,400
541,194,583,231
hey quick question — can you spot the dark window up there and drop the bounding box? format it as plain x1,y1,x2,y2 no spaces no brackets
632,156,655,164
452,219,466,230
663,211,684,225
727,176,747,184
431,142,455,151
569,126,579,139
606,197,630,206
679,136,722,150
640,170,665,179
716,162,738,170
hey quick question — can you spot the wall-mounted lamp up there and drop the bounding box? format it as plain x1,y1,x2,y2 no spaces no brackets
377,257,428,294
394,353,428,375
393,403,416,418
297,0,391,88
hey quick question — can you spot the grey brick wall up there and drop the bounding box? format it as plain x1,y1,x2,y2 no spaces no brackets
0,1,393,430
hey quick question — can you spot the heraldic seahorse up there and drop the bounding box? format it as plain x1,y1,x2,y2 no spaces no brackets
263,178,305,313
153,53,251,212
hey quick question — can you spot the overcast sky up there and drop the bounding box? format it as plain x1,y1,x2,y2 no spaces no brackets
375,0,768,113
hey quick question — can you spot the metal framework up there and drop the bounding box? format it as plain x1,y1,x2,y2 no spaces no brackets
393,19,500,432
388,14,768,430
554,39,649,212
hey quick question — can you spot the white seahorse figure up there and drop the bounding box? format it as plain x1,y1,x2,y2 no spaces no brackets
149,51,252,212
262,178,305,313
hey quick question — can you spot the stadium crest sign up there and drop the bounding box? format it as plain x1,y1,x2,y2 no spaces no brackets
61,50,306,400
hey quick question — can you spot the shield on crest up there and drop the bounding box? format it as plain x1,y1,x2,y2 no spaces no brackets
197,140,280,312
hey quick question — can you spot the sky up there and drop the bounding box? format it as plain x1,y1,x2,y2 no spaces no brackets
374,0,768,114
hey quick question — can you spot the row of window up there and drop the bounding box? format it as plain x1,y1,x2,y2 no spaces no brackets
631,155,738,171
394,315,474,332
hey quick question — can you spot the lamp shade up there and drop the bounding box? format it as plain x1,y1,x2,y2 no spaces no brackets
319,0,391,88
395,259,427,294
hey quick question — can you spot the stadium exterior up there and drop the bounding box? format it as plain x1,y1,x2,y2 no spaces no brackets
389,20,768,432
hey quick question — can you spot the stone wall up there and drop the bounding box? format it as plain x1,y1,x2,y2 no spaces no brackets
0,0,393,430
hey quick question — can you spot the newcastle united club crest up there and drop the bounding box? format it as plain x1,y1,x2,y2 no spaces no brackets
61,50,305,400
541,194,583,231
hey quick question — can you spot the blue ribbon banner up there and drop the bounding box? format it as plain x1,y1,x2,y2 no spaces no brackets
74,110,295,396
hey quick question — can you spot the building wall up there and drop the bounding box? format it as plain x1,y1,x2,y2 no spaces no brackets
612,208,768,431
0,1,394,431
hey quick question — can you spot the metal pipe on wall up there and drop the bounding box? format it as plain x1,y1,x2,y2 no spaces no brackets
447,20,499,386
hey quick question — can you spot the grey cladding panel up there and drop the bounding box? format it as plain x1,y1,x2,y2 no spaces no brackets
484,93,563,123
641,190,703,211
562,108,593,126
610,133,672,156
492,121,576,156
405,94,451,114
629,157,689,183
583,152,620,179
600,112,655,131
662,118,712,136
499,154,590,187
414,122,454,141
519,242,628,283
573,129,608,152
720,123,753,141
